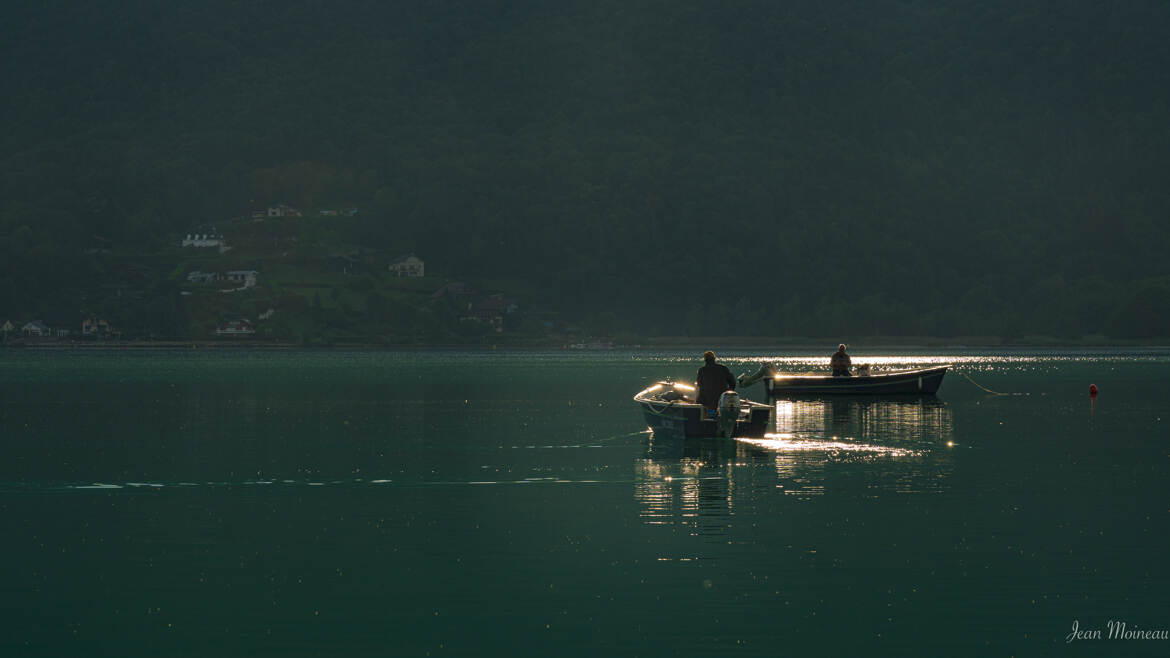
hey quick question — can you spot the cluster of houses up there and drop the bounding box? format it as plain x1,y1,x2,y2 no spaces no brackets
187,270,259,291
208,277,520,338
430,282,518,333
213,309,273,336
1,318,116,340
247,204,360,221
253,204,301,219
215,319,256,336
172,208,526,338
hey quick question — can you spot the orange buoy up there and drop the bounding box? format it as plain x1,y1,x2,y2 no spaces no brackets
1089,384,1099,397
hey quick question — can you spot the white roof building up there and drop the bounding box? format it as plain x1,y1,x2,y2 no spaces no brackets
389,254,424,278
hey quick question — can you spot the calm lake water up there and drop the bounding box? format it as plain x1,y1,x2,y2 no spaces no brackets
1,348,1168,656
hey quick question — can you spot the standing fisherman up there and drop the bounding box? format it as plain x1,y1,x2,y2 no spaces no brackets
695,351,736,418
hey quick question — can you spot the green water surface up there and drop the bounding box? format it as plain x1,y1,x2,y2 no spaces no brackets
1,349,1167,656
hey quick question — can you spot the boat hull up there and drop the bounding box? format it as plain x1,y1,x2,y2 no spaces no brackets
637,401,771,439
764,366,949,396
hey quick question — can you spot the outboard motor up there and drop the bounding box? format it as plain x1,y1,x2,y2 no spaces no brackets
738,363,775,388
716,390,741,438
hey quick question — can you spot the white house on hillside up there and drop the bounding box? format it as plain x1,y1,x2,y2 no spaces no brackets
22,321,50,337
182,233,224,248
215,319,255,336
82,318,113,337
225,270,258,287
389,254,424,278
187,271,220,284
267,204,301,218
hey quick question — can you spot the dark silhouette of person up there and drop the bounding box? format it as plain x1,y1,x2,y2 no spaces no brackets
830,343,852,377
695,351,736,414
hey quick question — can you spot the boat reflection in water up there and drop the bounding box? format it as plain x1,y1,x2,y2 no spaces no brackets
765,395,954,450
635,397,955,531
636,439,742,541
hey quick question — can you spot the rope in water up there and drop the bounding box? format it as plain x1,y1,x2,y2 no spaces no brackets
957,371,1026,396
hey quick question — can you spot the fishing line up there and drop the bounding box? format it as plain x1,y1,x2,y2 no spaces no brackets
589,430,653,445
957,371,1026,396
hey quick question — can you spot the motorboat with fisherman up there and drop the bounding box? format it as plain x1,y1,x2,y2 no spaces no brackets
738,363,950,396
634,380,771,438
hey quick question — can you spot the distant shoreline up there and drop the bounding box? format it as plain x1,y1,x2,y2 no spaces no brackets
3,337,1168,351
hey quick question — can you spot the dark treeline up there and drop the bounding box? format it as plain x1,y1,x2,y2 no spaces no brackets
3,0,1169,339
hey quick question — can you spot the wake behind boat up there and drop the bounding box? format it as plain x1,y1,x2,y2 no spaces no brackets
634,381,771,438
740,364,950,396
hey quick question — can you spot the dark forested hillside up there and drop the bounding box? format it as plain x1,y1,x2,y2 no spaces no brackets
3,0,1169,340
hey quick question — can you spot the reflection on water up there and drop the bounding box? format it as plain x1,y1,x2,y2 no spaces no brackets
2,351,1167,655
773,396,953,446
636,397,956,527
636,441,738,541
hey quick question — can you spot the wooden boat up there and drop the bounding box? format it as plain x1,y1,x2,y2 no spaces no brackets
633,381,771,438
761,365,950,396
738,364,949,396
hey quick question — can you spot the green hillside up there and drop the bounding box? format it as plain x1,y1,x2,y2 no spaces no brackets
3,1,1170,341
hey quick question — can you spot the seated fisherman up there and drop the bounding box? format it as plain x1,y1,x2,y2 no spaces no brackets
696,351,736,417
830,344,852,377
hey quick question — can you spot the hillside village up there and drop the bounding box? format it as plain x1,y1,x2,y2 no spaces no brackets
2,204,571,346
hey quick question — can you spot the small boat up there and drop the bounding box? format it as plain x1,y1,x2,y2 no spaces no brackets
634,381,772,438
740,365,950,396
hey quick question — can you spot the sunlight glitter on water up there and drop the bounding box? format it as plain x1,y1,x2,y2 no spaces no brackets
772,397,954,447
648,352,1170,372
6,349,1167,656
737,434,922,458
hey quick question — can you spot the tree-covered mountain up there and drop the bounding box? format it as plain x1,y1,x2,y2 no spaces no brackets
3,0,1169,340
